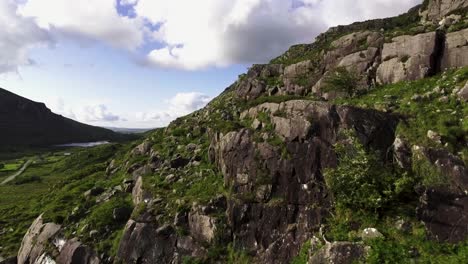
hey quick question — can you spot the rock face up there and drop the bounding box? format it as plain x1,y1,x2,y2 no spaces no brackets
415,148,468,242
18,214,61,264
211,100,398,263
377,32,439,84
423,0,468,22
441,28,468,70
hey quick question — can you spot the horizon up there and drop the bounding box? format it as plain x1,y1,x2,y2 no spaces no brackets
0,0,421,128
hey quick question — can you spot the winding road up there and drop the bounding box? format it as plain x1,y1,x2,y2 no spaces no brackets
0,159,33,185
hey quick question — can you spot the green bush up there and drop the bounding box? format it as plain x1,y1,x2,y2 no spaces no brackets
323,67,360,97
324,133,413,211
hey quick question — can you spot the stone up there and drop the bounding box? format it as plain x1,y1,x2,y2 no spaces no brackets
17,214,61,264
56,239,100,264
427,130,442,144
170,155,190,169
441,28,468,70
83,187,105,199
113,207,132,222
457,81,468,102
361,228,384,240
188,208,217,244
132,140,152,156
308,242,366,264
393,137,412,170
395,219,412,233
377,32,437,84
132,176,152,205
89,230,99,238
186,143,198,152
117,220,177,264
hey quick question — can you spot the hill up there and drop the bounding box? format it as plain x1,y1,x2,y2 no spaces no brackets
0,88,121,146
1,0,468,263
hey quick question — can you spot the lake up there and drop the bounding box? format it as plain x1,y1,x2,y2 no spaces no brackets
55,141,110,148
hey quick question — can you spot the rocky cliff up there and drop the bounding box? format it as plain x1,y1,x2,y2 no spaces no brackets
8,1,468,263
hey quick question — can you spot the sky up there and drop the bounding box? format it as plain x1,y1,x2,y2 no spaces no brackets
0,0,421,128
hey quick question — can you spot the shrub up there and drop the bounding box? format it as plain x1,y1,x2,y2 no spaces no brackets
324,133,412,211
323,67,360,97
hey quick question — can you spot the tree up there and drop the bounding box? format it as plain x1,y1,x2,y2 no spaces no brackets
323,67,360,97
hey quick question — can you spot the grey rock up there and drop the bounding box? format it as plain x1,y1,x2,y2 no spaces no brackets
457,81,468,102
361,228,384,240
308,242,366,264
377,32,437,84
17,214,61,264
441,28,468,70
113,207,132,222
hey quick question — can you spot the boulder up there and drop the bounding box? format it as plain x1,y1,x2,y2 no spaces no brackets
458,81,468,102
113,207,132,222
17,214,61,264
377,32,438,84
441,28,468,70
170,156,190,169
188,209,217,244
116,220,177,264
132,140,152,156
132,176,152,205
56,239,100,264
308,242,366,264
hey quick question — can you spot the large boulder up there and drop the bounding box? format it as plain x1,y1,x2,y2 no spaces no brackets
188,207,217,244
236,64,284,100
377,32,438,84
441,28,468,70
17,214,61,264
56,239,100,264
116,220,177,264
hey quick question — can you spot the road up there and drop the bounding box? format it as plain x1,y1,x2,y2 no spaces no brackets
0,159,33,185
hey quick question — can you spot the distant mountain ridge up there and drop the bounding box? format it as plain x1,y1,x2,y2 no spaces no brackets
0,88,120,146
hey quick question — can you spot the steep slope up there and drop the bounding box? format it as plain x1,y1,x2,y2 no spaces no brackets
0,88,120,146
7,1,468,264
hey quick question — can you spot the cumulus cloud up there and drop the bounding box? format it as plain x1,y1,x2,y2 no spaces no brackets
1,0,422,73
136,0,421,70
138,92,211,125
0,0,51,74
19,0,144,50
82,104,121,122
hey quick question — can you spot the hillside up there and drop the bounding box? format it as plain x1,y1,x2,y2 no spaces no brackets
1,0,468,263
0,88,121,146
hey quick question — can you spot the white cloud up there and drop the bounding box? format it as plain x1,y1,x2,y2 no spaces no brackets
0,0,422,73
136,0,421,70
138,92,211,125
0,0,51,74
82,104,121,122
19,0,144,50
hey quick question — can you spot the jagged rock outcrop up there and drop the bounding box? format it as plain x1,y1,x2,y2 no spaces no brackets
211,100,398,263
441,28,468,70
414,147,468,242
17,215,99,264
17,214,61,264
377,32,439,84
422,0,468,22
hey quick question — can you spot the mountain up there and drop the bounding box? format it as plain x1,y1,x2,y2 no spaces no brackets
0,88,120,146
3,0,468,263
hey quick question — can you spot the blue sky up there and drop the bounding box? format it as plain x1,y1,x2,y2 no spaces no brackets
0,0,421,128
